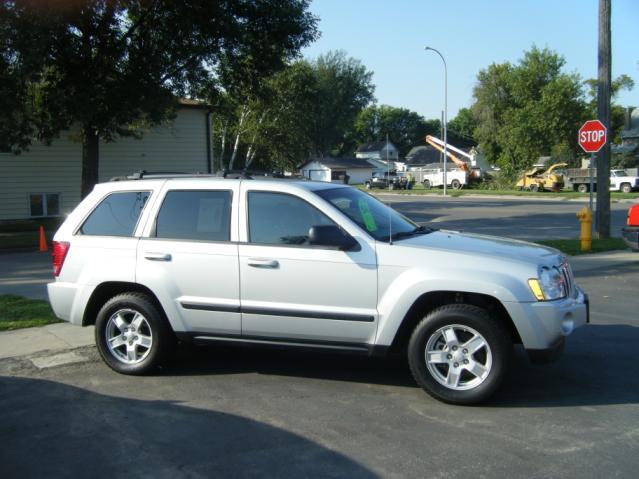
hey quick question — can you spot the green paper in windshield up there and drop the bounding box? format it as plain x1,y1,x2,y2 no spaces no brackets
358,199,378,232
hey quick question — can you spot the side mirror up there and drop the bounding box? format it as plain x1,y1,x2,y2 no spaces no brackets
308,225,359,251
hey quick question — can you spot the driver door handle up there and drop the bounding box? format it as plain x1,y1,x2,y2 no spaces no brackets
247,258,279,269
144,252,172,261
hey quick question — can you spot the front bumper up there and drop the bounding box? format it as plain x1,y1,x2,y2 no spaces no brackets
504,287,589,357
621,225,639,251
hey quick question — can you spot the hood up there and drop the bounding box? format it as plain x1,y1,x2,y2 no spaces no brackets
392,230,563,267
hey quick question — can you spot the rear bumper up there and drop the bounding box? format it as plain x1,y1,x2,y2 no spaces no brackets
47,281,85,325
621,225,639,251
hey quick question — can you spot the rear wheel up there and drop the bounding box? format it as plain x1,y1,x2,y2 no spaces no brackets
450,179,462,190
95,293,175,375
577,184,588,193
407,304,511,404
529,184,539,192
423,179,431,189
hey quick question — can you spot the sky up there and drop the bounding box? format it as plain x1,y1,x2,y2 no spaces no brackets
302,0,639,121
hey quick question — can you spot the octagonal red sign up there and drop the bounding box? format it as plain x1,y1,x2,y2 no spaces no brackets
578,120,607,153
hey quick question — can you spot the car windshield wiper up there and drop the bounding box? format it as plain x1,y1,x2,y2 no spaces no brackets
381,225,436,242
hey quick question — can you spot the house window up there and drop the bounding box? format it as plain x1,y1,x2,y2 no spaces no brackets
30,193,60,217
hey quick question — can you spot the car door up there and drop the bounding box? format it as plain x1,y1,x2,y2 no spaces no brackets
238,184,378,346
136,180,240,336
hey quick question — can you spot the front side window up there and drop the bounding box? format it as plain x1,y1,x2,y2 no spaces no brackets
248,192,334,246
155,190,231,241
80,191,150,237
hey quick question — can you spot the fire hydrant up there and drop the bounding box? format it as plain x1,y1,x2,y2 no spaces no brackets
576,207,592,252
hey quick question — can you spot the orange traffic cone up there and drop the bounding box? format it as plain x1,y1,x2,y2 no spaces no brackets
39,225,48,252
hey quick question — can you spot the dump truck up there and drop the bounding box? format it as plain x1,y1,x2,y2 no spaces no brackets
565,168,639,193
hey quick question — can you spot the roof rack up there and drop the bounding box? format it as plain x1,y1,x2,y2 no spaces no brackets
109,169,304,182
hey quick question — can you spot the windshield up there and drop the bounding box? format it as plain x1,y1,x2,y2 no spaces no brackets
315,187,429,242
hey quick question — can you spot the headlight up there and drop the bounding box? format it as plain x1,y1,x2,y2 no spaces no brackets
528,266,567,301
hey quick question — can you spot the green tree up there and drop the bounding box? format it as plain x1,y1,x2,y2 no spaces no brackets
351,105,437,157
447,107,477,146
1,0,317,196
311,51,375,156
471,46,588,173
585,74,635,142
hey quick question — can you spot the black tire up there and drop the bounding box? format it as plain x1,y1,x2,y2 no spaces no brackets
451,179,462,190
95,292,175,375
390,182,397,190
423,180,431,189
621,183,632,194
407,304,511,405
365,182,371,189
529,184,539,192
577,184,588,193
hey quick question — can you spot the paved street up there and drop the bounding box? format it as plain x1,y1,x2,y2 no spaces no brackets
1,195,638,478
384,194,631,240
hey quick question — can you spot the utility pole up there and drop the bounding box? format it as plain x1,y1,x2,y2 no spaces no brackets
596,0,611,238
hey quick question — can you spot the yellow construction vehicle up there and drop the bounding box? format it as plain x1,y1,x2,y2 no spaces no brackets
515,162,567,192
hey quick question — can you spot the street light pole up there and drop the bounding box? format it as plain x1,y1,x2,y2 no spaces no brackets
425,46,448,196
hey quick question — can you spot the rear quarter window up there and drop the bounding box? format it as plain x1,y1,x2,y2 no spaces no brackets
79,191,150,237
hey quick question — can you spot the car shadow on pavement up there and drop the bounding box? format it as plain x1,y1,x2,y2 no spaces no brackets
164,324,639,408
0,376,377,478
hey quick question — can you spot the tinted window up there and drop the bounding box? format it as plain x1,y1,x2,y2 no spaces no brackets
80,192,150,237
155,190,231,241
248,192,334,245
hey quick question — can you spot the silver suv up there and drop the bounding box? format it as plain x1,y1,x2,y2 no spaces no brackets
48,175,589,404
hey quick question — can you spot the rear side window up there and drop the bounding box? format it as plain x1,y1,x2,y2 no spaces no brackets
80,191,150,237
155,190,231,241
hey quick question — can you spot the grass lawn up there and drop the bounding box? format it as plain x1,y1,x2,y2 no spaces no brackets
0,294,62,331
536,237,628,256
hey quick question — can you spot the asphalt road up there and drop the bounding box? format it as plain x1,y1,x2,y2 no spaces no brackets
1,195,638,478
384,194,631,240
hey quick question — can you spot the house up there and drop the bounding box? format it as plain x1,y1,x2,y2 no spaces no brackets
0,100,211,221
300,158,373,184
355,141,399,161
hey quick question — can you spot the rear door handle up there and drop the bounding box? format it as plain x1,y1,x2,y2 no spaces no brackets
247,258,279,269
144,252,172,261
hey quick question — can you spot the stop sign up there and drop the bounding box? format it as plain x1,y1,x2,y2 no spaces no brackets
578,120,607,153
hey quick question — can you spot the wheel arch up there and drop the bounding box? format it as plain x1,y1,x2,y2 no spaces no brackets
82,281,168,327
387,291,522,354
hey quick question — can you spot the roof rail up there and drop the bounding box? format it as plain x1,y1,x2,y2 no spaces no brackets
109,169,305,182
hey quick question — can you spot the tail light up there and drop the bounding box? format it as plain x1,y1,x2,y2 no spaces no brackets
52,241,70,277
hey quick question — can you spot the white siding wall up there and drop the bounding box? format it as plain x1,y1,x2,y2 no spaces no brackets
0,107,208,221
345,169,371,185
301,162,330,182
99,108,208,181
0,130,82,221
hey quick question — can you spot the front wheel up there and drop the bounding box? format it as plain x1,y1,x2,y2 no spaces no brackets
407,304,511,404
365,182,372,189
577,184,588,193
95,292,175,375
621,183,632,193
423,180,431,189
450,179,462,190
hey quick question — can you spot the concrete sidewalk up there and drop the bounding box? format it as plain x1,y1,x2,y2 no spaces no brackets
0,323,94,360
0,249,636,363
